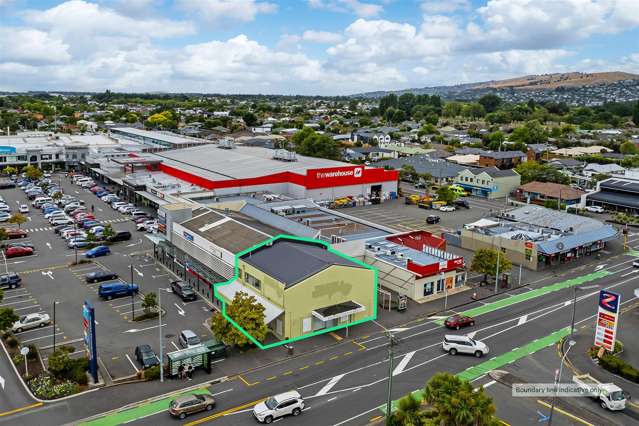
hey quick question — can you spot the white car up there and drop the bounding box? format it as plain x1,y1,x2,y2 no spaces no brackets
51,218,73,226
112,202,127,210
137,220,157,231
585,206,605,213
119,205,135,214
253,391,305,424
19,204,29,213
0,204,11,212
13,313,51,333
439,205,456,212
442,334,489,357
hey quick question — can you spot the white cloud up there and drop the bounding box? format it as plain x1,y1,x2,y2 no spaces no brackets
421,0,470,15
176,0,276,24
308,0,382,18
302,30,343,43
471,49,570,76
0,27,71,65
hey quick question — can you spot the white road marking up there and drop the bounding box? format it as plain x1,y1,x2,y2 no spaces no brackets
125,354,139,373
316,374,346,396
21,332,63,343
174,303,185,317
170,341,180,350
392,351,415,376
517,315,528,326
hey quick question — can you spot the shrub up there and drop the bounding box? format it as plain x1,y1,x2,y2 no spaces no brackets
27,345,38,361
2,330,13,340
5,336,18,348
144,365,161,381
599,353,639,383
28,374,80,399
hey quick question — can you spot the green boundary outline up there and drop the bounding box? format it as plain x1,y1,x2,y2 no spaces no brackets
213,234,378,350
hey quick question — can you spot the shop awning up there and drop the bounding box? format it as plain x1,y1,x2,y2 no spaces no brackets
312,301,364,322
135,190,169,206
216,280,283,324
145,233,167,245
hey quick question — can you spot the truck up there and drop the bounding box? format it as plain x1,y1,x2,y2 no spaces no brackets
572,373,628,411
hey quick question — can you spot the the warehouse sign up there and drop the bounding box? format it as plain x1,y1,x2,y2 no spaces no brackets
315,167,363,180
594,289,621,352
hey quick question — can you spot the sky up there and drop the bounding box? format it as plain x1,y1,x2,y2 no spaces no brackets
1,0,638,95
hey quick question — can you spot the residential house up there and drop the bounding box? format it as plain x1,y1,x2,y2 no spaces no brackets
478,150,527,169
582,163,626,177
527,143,557,162
344,147,397,162
516,181,585,205
455,168,521,199
376,156,467,186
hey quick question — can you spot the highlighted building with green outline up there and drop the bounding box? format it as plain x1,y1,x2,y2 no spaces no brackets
214,234,378,349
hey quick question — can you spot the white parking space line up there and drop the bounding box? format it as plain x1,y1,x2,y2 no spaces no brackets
125,354,139,373
110,300,144,309
15,304,40,311
14,325,54,335
2,293,34,300
0,298,37,307
170,341,180,351
22,332,63,344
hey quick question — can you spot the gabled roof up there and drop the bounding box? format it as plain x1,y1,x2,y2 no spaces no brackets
518,181,585,200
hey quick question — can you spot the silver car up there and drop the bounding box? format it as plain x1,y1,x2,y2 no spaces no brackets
13,313,51,333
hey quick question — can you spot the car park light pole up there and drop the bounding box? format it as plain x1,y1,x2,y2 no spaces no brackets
158,287,171,383
130,264,135,321
52,300,59,353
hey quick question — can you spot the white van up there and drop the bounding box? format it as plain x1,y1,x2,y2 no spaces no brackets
33,197,53,208
442,334,489,357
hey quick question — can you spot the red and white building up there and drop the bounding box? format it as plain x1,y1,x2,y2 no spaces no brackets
364,231,467,303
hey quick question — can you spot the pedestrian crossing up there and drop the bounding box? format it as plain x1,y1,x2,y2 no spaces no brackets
23,218,129,233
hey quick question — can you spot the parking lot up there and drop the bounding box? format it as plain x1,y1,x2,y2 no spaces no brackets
1,173,216,381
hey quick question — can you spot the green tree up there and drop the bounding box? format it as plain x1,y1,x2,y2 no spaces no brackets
509,120,548,145
2,166,17,176
102,224,115,239
22,165,43,181
633,101,639,126
443,102,462,117
146,111,176,129
470,248,512,284
211,291,268,347
619,141,638,155
0,308,18,331
515,161,569,185
461,103,486,119
242,111,258,127
400,165,419,182
436,186,458,205
379,94,398,115
292,127,340,160
391,392,424,426
0,227,7,244
423,373,500,426
142,292,157,315
478,94,502,113
52,191,63,201
8,213,27,229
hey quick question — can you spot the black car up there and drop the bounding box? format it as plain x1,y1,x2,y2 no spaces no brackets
107,231,131,242
0,273,22,289
85,270,119,283
454,199,470,209
171,280,197,301
134,344,159,369
426,215,440,224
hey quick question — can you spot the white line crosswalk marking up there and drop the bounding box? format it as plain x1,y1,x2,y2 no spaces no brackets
315,374,345,396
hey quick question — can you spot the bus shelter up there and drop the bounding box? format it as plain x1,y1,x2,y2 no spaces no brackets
166,345,213,378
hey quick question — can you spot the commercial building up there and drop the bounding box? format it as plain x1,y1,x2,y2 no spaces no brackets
461,205,617,270
586,178,639,214
110,127,211,150
455,168,520,199
217,237,375,340
364,231,467,303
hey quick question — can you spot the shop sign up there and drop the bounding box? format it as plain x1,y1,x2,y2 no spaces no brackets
183,231,194,242
594,290,621,352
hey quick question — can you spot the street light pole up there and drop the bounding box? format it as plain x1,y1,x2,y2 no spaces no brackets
158,287,164,383
130,264,135,321
384,327,407,420
570,285,599,335
518,263,523,287
494,248,500,293
548,340,576,426
52,301,58,353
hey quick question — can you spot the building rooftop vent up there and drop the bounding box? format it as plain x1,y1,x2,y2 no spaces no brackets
273,149,297,162
217,138,236,149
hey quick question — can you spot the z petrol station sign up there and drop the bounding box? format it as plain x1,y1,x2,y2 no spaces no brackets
594,289,621,352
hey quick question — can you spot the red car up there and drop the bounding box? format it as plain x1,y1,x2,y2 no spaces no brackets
90,186,104,193
4,229,28,239
5,246,33,258
444,314,475,330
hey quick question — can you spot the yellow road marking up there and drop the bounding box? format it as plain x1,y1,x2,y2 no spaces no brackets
299,365,309,370
266,376,277,381
112,356,120,360
344,351,353,356
352,340,367,351
237,375,260,387
315,361,325,366
184,397,266,426
370,415,383,422
282,371,293,376
0,402,44,417
329,332,343,341
330,356,339,361
537,400,593,426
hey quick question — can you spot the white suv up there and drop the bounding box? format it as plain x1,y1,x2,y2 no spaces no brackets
442,334,489,358
253,391,305,424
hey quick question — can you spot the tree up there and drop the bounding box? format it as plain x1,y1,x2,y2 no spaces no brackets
470,248,512,284
2,166,17,176
102,224,115,239
379,94,398,115
392,392,424,426
211,291,268,347
400,165,419,182
0,228,7,244
436,186,458,205
423,373,500,426
461,103,486,119
142,293,157,315
242,112,258,127
478,94,502,113
514,161,570,185
633,101,639,126
22,165,43,181
52,191,63,201
292,127,340,160
146,111,176,129
619,141,638,155
443,102,462,118
0,308,18,331
8,213,27,229
509,120,548,145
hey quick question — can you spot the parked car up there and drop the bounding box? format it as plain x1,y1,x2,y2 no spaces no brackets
134,344,159,369
426,215,440,224
5,246,33,258
5,229,28,239
107,231,131,242
85,245,110,258
253,391,305,424
85,270,118,283
81,220,100,229
0,204,11,212
51,218,73,227
439,205,456,212
55,225,74,234
170,280,197,301
442,335,488,357
98,282,138,300
12,313,51,333
18,204,29,214
5,242,35,250
136,220,157,231
0,273,21,289
168,394,216,420
68,239,90,249
585,206,605,213
130,210,147,220
454,199,470,209
444,315,475,330
96,191,110,198
0,213,11,222
178,330,201,348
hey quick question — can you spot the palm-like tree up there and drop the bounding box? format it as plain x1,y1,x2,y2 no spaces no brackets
393,392,423,426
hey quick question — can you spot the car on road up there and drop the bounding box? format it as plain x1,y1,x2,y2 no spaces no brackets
107,230,131,242
426,215,440,224
442,335,488,357
85,270,118,283
171,280,197,301
253,391,305,424
18,204,29,214
444,315,475,330
178,330,201,349
85,245,110,258
5,246,33,258
168,394,216,420
134,344,159,369
0,273,21,289
98,282,139,300
136,220,157,231
585,205,605,213
12,313,51,333
4,228,28,239
439,205,456,212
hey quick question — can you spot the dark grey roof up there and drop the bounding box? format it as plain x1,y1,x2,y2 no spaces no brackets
456,147,484,155
601,153,625,160
241,239,363,287
349,147,394,154
376,156,466,178
480,150,527,159
474,167,519,178
599,178,639,194
548,158,584,168
587,190,639,209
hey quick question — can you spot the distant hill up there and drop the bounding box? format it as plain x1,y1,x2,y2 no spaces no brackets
355,71,639,100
